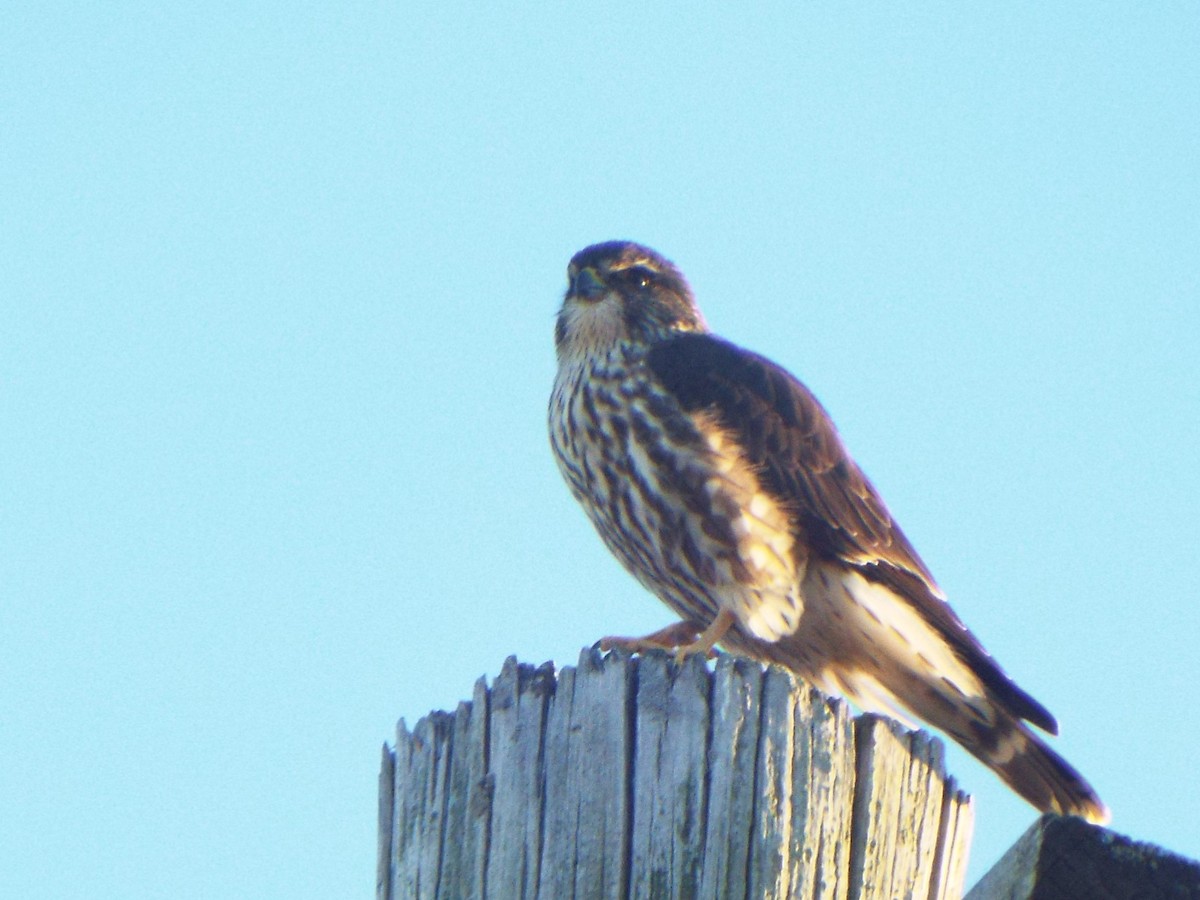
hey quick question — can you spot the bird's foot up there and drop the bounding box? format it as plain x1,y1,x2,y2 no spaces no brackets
599,620,704,656
670,608,736,665
599,609,736,665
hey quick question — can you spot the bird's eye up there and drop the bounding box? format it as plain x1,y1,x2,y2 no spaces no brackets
626,266,656,289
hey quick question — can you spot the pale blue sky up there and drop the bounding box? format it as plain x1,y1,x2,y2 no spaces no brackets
3,4,1198,897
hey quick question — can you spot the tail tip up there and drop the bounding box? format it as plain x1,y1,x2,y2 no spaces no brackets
1058,795,1110,826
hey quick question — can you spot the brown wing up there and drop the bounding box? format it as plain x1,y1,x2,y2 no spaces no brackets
647,333,1057,733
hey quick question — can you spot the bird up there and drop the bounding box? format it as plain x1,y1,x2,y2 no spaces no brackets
548,239,1108,823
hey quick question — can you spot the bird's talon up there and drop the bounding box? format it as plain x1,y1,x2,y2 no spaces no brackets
669,608,736,665
671,644,719,666
598,619,705,657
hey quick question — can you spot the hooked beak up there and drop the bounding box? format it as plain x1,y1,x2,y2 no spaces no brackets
569,266,606,301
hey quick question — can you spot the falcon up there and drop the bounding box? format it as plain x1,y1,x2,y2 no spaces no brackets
548,240,1108,822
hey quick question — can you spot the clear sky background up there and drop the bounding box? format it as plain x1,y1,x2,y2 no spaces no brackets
3,4,1198,897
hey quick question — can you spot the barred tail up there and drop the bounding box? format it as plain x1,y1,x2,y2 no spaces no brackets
966,712,1109,824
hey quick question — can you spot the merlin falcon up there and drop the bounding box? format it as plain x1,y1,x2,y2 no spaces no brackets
548,240,1107,822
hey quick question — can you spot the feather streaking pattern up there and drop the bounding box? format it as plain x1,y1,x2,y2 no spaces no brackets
548,240,1108,823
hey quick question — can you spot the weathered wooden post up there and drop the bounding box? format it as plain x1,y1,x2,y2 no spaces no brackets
966,814,1200,900
378,649,974,900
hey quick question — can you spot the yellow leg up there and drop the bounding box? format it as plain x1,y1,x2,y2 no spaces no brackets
672,607,736,665
599,620,703,655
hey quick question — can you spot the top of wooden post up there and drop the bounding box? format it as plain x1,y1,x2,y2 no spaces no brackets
378,648,974,900
967,813,1200,900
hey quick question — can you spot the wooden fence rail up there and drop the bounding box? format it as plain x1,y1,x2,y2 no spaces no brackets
378,648,974,900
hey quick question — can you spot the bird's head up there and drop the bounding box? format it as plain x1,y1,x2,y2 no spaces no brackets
555,241,708,360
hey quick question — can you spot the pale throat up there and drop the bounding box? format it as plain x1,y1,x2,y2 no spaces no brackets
555,292,630,363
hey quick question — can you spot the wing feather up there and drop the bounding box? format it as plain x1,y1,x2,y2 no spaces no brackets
648,334,933,579
646,333,1057,733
